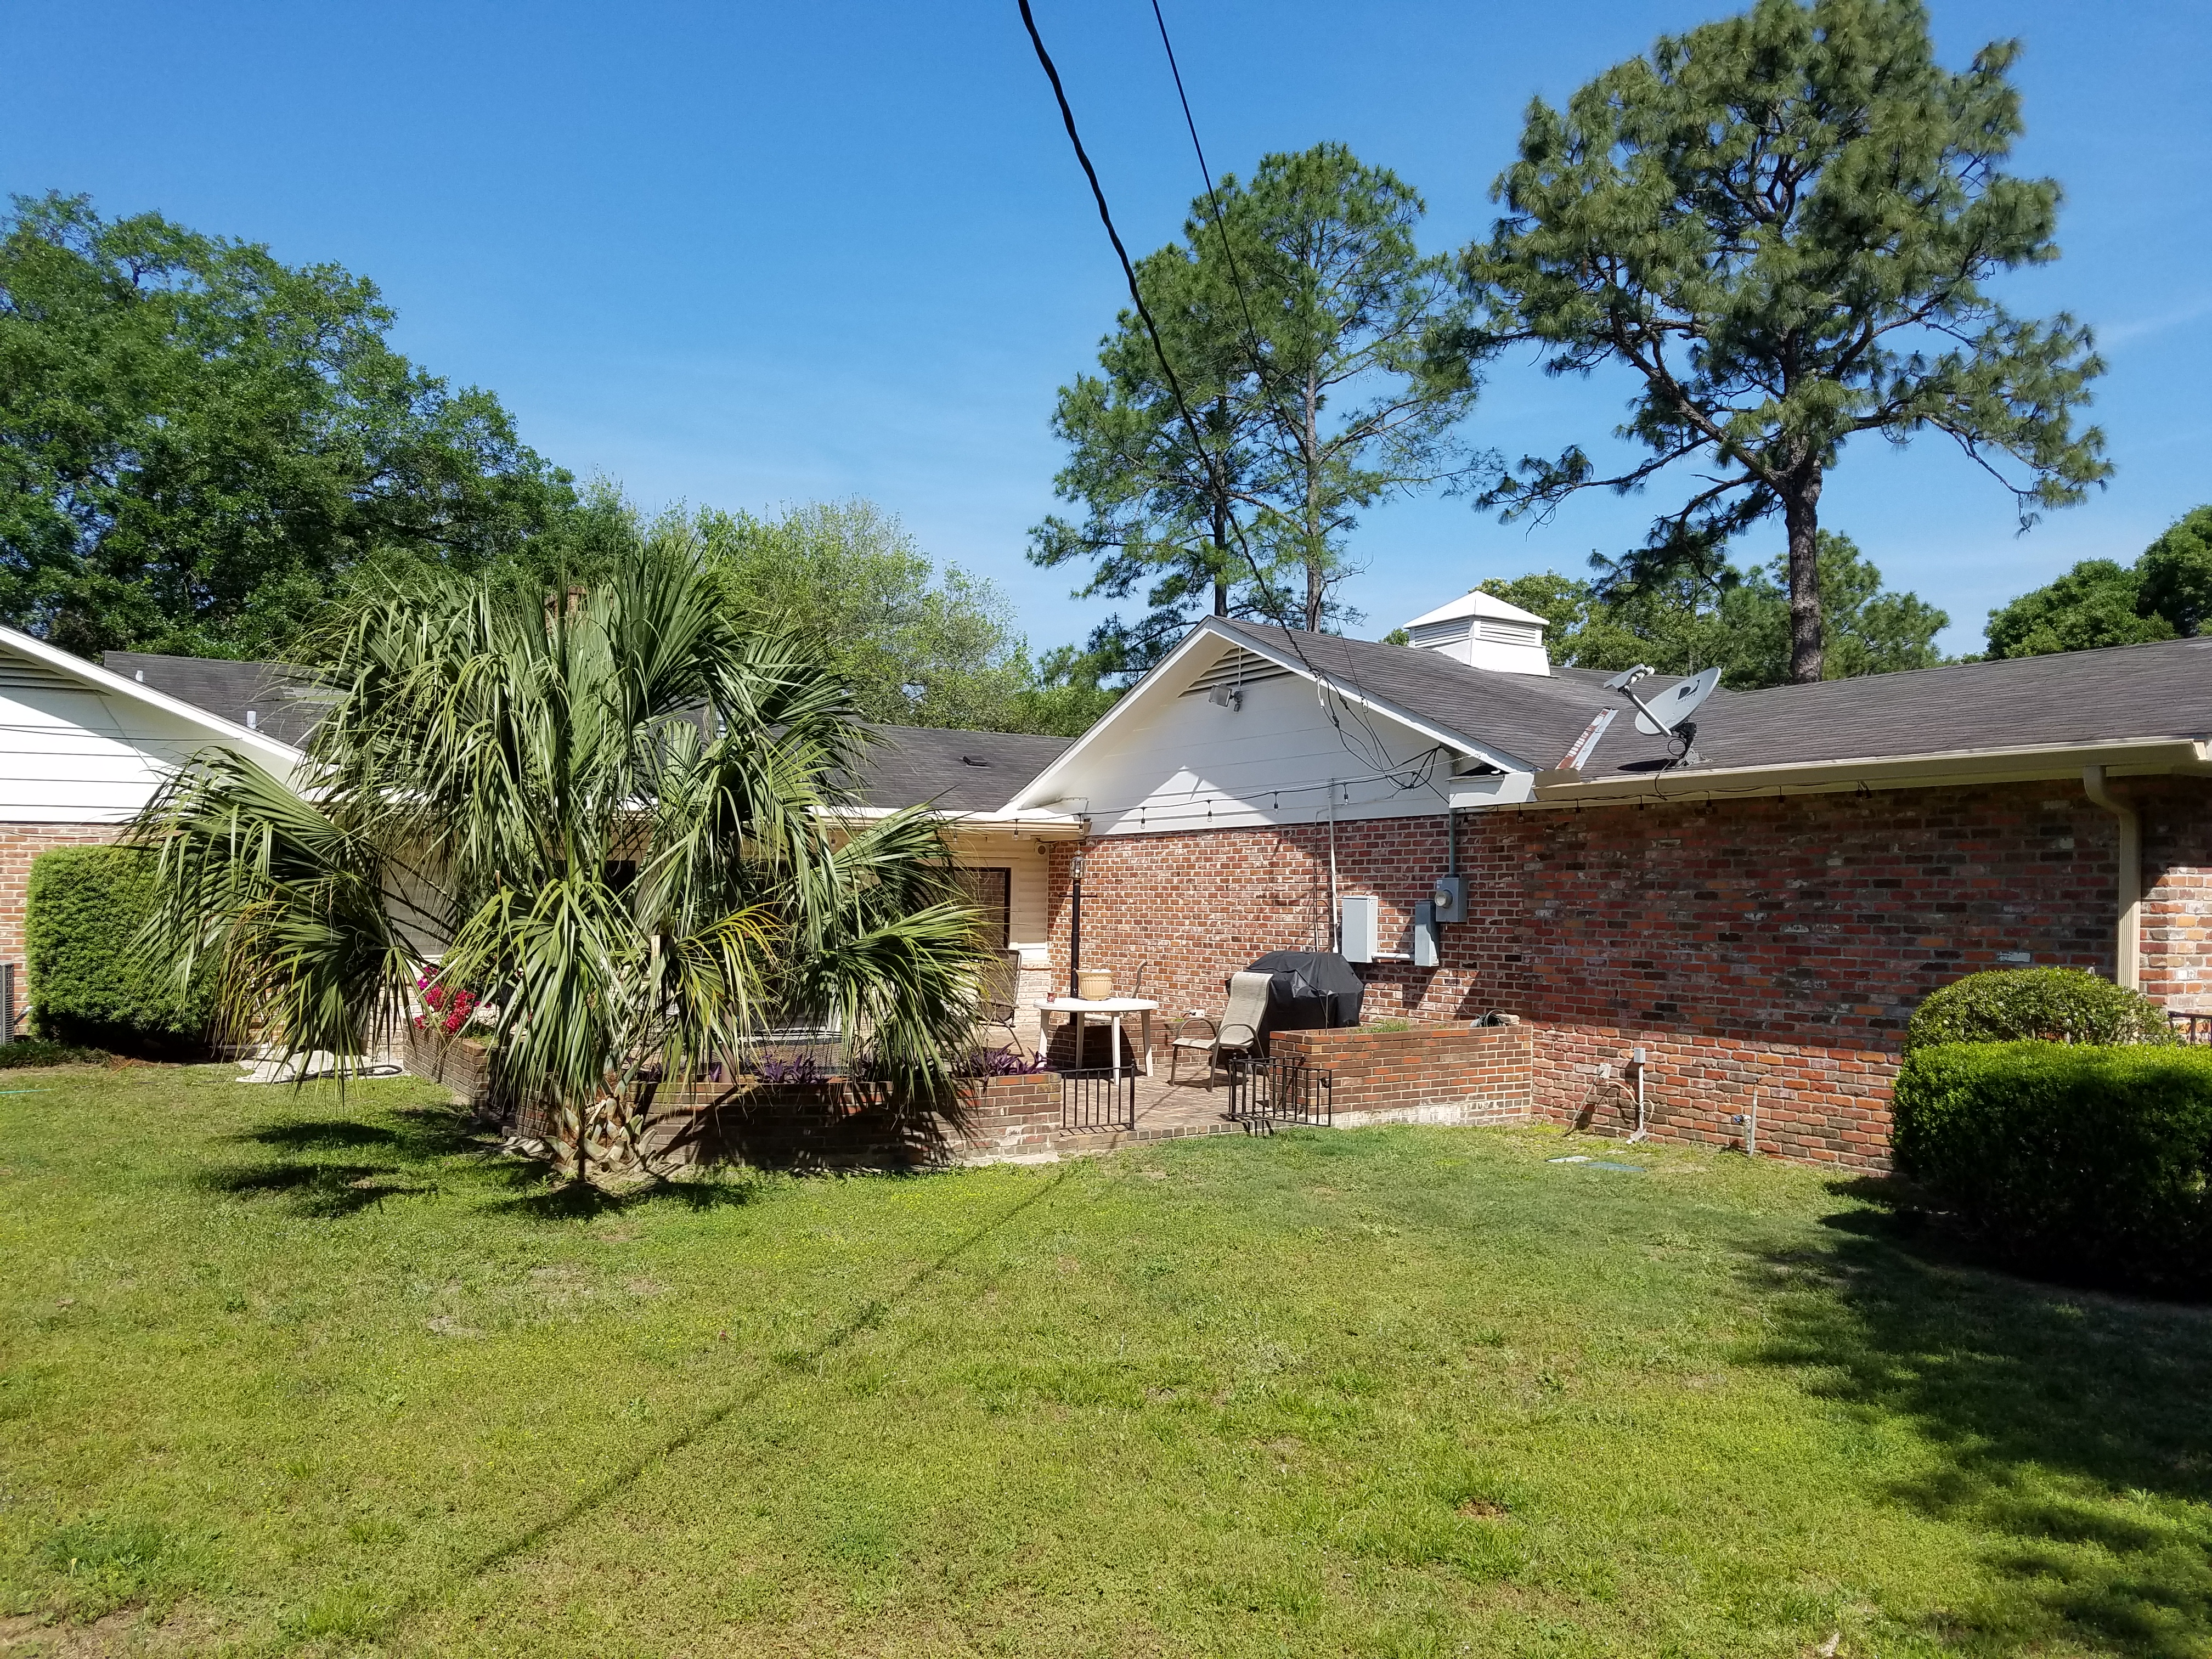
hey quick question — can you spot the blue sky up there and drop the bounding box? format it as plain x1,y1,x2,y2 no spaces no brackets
8,0,2207,660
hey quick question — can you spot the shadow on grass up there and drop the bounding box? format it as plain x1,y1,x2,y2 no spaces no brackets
1754,1178,2212,1656
213,1101,796,1224
371,1163,1077,1643
204,1105,501,1217
203,1160,437,1218
489,1171,771,1221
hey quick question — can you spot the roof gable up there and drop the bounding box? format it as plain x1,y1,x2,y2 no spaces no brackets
0,628,306,769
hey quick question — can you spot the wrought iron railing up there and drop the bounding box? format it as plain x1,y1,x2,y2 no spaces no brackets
1059,1066,1137,1132
1226,1054,1334,1130
2170,1012,2212,1046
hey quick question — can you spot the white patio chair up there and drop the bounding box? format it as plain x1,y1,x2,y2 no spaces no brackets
1167,970,1272,1087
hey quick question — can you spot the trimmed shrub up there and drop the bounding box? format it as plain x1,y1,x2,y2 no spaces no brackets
25,845,212,1053
1892,1041,2212,1291
1903,967,2173,1053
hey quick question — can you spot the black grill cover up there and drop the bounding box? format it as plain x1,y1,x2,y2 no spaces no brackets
1244,950,1365,1031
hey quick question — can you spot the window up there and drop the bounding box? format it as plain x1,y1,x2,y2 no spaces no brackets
957,867,1012,949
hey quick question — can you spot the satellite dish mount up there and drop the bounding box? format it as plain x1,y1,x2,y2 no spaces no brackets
1603,665,1719,768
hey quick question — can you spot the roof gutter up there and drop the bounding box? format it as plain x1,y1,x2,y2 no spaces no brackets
1499,736,2212,810
815,805,1089,838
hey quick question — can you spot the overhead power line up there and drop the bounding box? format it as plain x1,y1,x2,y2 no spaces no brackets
1013,0,1420,786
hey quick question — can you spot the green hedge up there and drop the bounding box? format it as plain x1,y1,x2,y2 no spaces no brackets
1903,966,2172,1053
26,845,212,1052
1892,1041,2212,1292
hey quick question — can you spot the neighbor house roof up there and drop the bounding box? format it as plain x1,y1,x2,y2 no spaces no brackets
93,650,1076,816
102,652,331,751
848,724,1074,813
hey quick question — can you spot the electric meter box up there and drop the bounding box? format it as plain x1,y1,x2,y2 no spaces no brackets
1430,874,1468,924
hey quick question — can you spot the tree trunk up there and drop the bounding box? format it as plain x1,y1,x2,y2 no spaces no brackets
1783,466,1824,684
1211,503,1229,616
1303,375,1325,633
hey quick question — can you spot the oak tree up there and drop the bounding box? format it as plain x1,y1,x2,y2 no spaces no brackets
0,194,572,658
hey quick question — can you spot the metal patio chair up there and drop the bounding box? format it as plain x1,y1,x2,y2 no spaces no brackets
975,948,1026,1052
1167,970,1272,1087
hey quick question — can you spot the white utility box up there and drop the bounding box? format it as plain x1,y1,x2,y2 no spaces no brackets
1339,894,1379,963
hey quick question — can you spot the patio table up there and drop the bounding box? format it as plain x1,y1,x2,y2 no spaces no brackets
1037,996,1159,1080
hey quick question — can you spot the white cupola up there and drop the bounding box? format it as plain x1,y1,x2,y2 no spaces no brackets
1399,589,1552,675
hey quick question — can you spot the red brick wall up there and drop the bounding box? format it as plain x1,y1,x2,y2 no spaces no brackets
1269,1023,1533,1126
0,823,123,1037
1049,777,2212,1167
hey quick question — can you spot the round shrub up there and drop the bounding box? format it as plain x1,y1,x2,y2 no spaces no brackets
25,844,213,1053
1892,1041,2212,1293
1903,967,2173,1053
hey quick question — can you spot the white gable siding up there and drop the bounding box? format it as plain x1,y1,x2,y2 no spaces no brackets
0,651,218,823
1063,669,1471,836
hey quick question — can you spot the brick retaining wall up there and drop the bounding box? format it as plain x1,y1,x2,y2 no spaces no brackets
1269,1023,1533,1128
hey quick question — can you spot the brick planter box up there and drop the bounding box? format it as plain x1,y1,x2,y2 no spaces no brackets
636,1070,1063,1170
400,1023,493,1107
399,1016,1068,1169
1268,1022,1534,1128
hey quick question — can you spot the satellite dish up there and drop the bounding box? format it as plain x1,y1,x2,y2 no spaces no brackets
1629,665,1721,735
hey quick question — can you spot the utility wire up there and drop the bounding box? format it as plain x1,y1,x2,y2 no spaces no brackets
1015,0,1415,783
1141,0,1410,779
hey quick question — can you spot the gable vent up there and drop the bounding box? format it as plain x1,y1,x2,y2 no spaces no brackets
1181,646,1295,697
0,656,83,696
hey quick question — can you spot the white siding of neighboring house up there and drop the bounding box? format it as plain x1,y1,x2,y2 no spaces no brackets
0,650,225,823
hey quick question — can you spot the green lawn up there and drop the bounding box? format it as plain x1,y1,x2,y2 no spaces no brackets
4,1066,2211,1657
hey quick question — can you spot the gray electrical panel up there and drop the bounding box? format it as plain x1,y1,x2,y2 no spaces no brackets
1411,900,1439,967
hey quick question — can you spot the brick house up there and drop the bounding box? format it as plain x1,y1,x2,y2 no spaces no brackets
998,595,2212,1168
9,603,2208,1172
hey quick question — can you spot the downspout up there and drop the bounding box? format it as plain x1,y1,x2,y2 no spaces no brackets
2083,765,2142,990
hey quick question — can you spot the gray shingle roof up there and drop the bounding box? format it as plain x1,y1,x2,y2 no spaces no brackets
101,651,331,750
849,725,1074,812
1215,620,2212,775
105,652,1072,810
1214,620,1685,772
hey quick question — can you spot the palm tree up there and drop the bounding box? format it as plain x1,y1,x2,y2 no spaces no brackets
134,526,991,1180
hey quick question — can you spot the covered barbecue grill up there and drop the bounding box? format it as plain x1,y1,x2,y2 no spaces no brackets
1243,950,1365,1035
